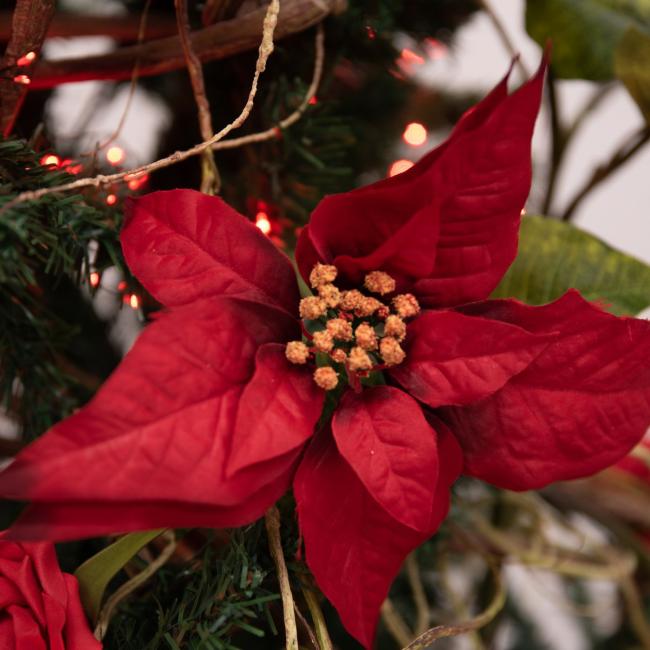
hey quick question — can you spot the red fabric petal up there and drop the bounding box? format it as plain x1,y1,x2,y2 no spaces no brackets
122,189,299,314
294,424,461,649
296,57,545,300
442,291,650,489
0,298,298,540
62,574,101,649
390,309,553,408
227,343,323,476
6,605,46,650
332,387,438,532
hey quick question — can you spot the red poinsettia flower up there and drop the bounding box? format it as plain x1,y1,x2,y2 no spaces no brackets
0,531,100,649
2,58,650,648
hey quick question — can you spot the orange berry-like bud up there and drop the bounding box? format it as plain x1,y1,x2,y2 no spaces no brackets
384,314,406,341
314,366,338,390
330,348,347,363
380,337,406,366
286,341,310,364
348,346,372,372
392,293,420,319
327,318,353,341
339,289,364,312
300,296,327,320
313,330,334,353
364,271,396,295
355,322,377,350
309,263,338,288
317,283,341,308
355,297,383,317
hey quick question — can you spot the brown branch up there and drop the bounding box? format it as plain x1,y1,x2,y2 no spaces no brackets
28,0,344,89
175,0,220,193
0,0,56,135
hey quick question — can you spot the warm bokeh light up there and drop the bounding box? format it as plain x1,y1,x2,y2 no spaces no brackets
16,51,36,66
117,280,127,292
521,207,527,216
126,172,149,190
255,212,272,235
129,293,140,309
399,48,425,65
424,38,448,61
13,75,31,85
106,194,117,206
308,96,318,105
106,146,125,165
388,159,414,177
40,154,60,167
402,122,427,146
89,272,100,288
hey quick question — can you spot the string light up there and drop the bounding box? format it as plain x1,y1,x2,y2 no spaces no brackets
402,122,427,146
125,172,149,190
521,208,527,216
106,146,125,165
365,26,376,40
13,74,31,85
16,51,36,66
424,38,448,61
40,154,60,167
89,272,100,288
308,96,318,105
388,159,414,177
106,194,117,206
129,293,140,309
399,48,425,65
117,280,127,292
255,211,272,235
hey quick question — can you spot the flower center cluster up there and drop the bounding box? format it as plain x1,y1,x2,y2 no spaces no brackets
285,264,420,391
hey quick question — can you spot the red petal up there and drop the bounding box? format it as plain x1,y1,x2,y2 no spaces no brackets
62,574,102,648
295,427,460,649
390,309,553,408
296,57,545,298
332,387,438,532
0,298,297,540
442,291,650,489
122,189,299,314
227,343,324,476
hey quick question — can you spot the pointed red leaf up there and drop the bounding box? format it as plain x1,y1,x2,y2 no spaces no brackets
442,291,650,489
390,309,553,407
227,343,324,476
332,387,438,532
122,189,299,314
0,298,298,540
294,427,461,649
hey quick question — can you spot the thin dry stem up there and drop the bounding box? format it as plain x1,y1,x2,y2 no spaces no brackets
94,530,176,640
381,599,413,648
405,552,430,636
175,0,220,193
0,0,281,216
302,584,334,650
265,506,298,650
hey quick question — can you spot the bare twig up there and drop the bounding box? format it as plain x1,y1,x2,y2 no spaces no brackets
175,0,220,193
0,0,282,217
0,0,56,135
477,0,529,79
562,126,650,221
405,553,430,636
301,583,334,650
94,530,176,640
27,0,343,88
265,505,298,650
402,563,505,649
381,599,413,648
620,577,650,650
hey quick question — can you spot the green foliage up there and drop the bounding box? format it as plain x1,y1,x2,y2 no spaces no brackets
525,0,650,80
492,216,650,315
75,529,165,622
615,27,650,122
0,138,121,435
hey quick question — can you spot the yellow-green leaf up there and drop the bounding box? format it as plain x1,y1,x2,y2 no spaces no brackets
492,216,650,315
74,529,164,622
615,26,650,122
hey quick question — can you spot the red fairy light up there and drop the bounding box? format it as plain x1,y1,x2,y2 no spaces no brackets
89,272,100,288
40,154,60,167
125,173,149,191
424,38,448,61
117,280,127,292
13,74,31,85
106,194,117,206
16,51,36,66
255,211,272,235
308,96,318,105
106,146,125,165
402,122,427,147
388,159,414,177
65,162,83,175
399,48,425,65
365,26,377,40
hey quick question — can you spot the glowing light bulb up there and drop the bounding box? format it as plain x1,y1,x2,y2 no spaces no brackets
16,51,36,66
125,173,148,190
40,154,60,167
402,122,427,146
255,212,272,235
388,159,414,177
13,74,31,85
521,208,527,216
399,49,424,65
106,194,117,206
106,146,125,165
117,280,127,292
89,272,100,287
129,293,140,309
308,96,318,105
